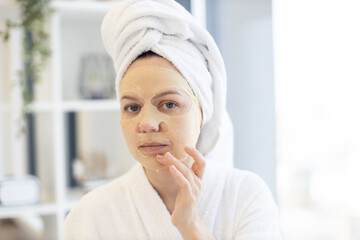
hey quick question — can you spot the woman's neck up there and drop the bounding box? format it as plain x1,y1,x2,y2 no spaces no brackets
144,167,180,213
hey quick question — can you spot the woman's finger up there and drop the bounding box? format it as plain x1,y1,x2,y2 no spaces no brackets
164,152,195,184
169,165,192,195
193,175,202,189
156,154,171,165
159,153,201,195
156,153,188,168
184,145,206,179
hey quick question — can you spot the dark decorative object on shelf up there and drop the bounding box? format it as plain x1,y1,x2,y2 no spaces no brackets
78,54,116,100
66,112,78,188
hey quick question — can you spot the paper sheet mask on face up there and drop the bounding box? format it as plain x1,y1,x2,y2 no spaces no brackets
119,64,202,171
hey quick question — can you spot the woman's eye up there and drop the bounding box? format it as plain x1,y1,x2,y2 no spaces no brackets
125,105,140,112
162,102,177,109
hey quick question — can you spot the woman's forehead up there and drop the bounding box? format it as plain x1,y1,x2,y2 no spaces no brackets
120,88,188,106
119,65,192,97
125,54,181,75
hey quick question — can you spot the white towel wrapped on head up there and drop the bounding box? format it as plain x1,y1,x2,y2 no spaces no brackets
101,0,233,164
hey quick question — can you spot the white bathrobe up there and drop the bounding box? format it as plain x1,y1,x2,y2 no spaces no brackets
62,162,281,239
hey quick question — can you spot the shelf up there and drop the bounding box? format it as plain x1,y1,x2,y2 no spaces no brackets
27,100,120,112
62,99,119,112
52,0,119,21
63,179,119,212
0,203,58,219
64,188,87,212
28,102,54,112
52,0,118,13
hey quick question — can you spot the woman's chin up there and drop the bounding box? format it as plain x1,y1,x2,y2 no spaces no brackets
136,155,168,171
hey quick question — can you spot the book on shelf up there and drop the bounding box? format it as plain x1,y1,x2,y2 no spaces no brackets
0,175,40,207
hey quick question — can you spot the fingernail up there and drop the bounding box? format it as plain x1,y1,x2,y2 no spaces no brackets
165,152,173,159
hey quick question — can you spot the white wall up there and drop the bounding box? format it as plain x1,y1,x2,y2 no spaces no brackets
273,0,360,239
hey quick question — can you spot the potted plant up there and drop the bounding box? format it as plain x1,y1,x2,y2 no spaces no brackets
0,0,53,135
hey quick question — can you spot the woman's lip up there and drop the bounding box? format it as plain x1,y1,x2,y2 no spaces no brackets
139,145,167,153
138,142,170,154
140,142,167,147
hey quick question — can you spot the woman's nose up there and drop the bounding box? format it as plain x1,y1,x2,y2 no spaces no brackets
137,109,160,133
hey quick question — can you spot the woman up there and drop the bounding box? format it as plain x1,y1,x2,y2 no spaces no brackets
62,0,281,239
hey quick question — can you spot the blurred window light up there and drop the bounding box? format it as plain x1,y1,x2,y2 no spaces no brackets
273,0,360,239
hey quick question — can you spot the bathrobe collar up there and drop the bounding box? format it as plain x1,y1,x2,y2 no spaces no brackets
124,162,228,238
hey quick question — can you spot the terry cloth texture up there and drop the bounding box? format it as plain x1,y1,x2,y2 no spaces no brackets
62,162,282,239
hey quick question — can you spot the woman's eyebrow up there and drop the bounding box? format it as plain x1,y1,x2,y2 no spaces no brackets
120,95,139,101
152,90,183,100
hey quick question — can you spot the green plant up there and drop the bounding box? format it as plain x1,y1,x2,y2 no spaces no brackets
0,0,53,135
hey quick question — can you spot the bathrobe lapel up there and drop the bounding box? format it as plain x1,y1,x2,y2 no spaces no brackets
126,163,182,240
198,161,228,232
125,162,228,239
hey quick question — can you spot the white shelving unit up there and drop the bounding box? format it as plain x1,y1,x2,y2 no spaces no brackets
0,0,204,239
0,204,58,219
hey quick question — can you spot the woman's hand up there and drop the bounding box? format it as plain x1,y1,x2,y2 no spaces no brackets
156,145,215,240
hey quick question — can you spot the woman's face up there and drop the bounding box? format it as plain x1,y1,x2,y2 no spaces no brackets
119,56,202,171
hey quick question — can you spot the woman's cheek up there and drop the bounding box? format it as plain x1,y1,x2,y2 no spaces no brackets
168,115,200,158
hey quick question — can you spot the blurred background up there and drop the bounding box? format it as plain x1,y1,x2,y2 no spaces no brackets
0,0,359,239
